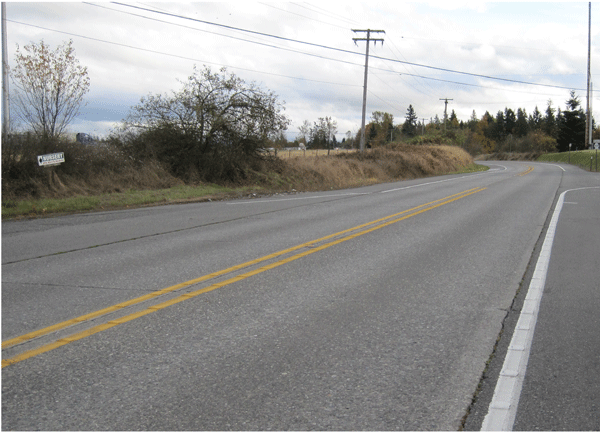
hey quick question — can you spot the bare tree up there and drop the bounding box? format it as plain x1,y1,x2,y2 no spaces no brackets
11,39,90,137
120,65,290,181
297,120,311,144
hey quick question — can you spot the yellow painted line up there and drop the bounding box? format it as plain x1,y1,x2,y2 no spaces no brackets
518,166,534,176
2,187,480,350
2,187,486,368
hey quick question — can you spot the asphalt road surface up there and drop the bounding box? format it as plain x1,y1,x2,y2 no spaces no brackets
464,167,600,431
2,161,598,430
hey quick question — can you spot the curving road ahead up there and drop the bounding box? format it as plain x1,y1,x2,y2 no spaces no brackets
2,161,598,430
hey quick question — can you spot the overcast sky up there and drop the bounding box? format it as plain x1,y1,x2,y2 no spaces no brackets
4,1,600,140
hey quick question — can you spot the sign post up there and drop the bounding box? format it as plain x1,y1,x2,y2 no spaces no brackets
37,152,65,167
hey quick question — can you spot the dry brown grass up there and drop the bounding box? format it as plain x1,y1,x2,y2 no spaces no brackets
277,144,473,191
276,148,357,159
3,143,475,218
475,152,542,161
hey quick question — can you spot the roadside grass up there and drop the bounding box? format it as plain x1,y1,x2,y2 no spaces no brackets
276,148,357,158
446,163,489,175
537,150,600,172
1,184,242,219
2,145,477,219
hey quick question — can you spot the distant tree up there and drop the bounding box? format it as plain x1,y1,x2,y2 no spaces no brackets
557,90,586,152
325,117,338,147
309,116,337,149
529,106,543,131
402,104,418,137
468,110,478,131
11,39,90,138
528,130,557,153
370,111,394,144
367,122,377,147
466,112,495,154
515,108,528,137
270,130,288,149
504,108,516,136
543,99,558,138
490,110,505,141
345,130,355,149
297,120,311,144
449,109,459,129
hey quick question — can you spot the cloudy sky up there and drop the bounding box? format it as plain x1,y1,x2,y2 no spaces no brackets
4,1,599,140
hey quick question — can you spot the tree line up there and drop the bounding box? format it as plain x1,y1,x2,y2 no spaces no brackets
326,91,591,154
4,39,595,188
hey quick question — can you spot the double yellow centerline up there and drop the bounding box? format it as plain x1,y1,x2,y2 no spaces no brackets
518,166,534,176
2,186,486,368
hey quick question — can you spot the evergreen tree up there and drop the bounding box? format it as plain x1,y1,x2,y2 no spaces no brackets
529,106,543,131
449,109,459,128
504,108,516,136
557,91,586,152
515,108,528,137
491,110,505,141
543,99,558,138
468,110,478,131
402,105,418,137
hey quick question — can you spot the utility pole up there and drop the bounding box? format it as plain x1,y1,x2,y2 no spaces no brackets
586,2,592,148
590,81,594,147
353,29,385,152
440,98,453,131
2,2,9,136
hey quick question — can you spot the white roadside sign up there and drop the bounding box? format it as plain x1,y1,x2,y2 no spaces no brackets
37,152,65,166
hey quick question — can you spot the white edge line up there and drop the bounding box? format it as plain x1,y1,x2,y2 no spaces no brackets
379,169,503,194
481,186,600,431
225,192,369,204
227,163,508,204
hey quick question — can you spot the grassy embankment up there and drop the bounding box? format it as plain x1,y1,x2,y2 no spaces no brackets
537,149,599,172
2,144,484,219
478,149,600,172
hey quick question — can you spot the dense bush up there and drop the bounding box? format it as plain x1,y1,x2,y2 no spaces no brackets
116,66,290,183
1,133,178,200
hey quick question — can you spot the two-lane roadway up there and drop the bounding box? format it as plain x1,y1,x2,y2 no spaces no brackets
2,161,598,430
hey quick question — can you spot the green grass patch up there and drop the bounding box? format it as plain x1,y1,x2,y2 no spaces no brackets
537,150,600,172
1,183,246,219
445,163,490,175
2,146,479,219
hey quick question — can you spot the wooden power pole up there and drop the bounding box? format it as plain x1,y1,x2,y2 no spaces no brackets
586,2,592,148
353,29,385,152
2,2,9,136
440,98,453,131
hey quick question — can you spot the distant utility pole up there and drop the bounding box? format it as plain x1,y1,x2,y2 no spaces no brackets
586,2,592,148
353,29,385,152
440,98,453,131
2,2,9,136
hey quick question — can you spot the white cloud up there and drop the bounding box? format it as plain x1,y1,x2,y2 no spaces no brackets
4,2,598,139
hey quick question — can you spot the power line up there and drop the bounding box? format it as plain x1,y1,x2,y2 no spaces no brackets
6,19,361,89
259,2,349,30
107,2,586,92
7,17,576,103
294,2,359,26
